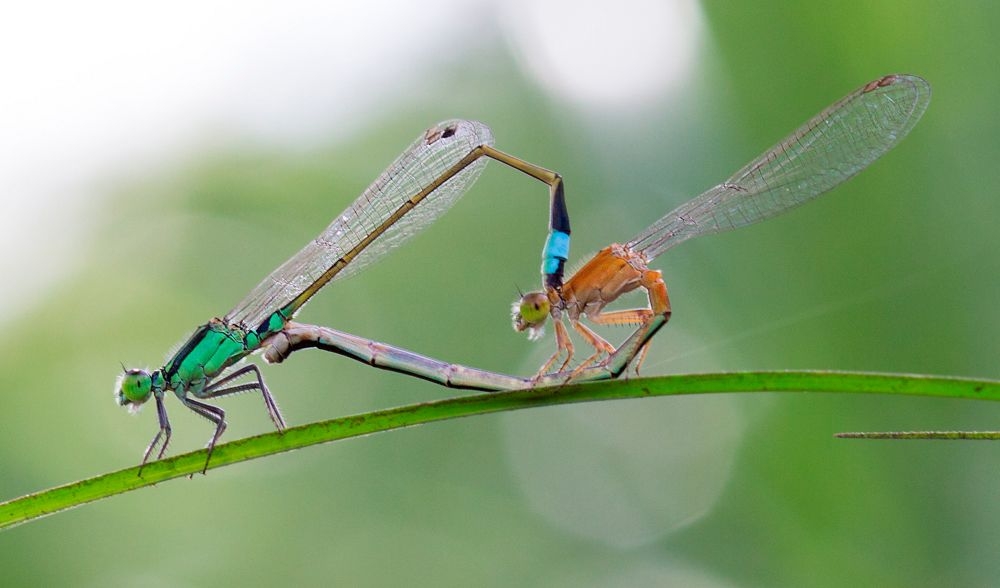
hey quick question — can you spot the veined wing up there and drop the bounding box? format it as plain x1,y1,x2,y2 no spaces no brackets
628,74,931,260
225,119,494,329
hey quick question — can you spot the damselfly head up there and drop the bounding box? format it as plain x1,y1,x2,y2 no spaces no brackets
115,368,153,412
512,291,549,340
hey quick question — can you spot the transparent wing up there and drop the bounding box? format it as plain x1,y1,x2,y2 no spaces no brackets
225,119,494,329
627,74,931,260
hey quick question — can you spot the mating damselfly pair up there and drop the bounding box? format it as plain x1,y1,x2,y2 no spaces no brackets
117,74,931,472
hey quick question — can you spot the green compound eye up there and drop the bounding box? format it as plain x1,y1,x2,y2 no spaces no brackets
116,369,153,406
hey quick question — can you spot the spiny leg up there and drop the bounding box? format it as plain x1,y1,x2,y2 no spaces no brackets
574,307,654,372
631,340,653,376
631,269,670,375
600,269,672,376
598,314,669,378
567,268,671,378
569,319,619,372
138,394,172,475
180,396,227,474
587,307,655,327
535,320,574,378
203,364,285,431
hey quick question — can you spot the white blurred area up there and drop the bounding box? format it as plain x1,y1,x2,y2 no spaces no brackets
0,0,702,310
500,0,704,110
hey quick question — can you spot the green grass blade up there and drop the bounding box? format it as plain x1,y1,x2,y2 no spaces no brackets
3,370,999,530
836,431,1000,439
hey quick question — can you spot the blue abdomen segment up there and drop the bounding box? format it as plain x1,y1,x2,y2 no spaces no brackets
543,180,571,289
542,230,570,273
542,230,570,289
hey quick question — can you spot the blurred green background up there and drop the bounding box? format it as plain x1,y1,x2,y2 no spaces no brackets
3,1,1000,586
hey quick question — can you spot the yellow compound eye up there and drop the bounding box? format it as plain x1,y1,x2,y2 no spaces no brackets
512,291,550,340
518,292,550,325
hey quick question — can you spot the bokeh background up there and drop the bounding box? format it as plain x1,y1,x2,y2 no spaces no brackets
2,1,999,585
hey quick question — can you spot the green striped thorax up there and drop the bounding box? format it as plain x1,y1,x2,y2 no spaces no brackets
115,312,288,412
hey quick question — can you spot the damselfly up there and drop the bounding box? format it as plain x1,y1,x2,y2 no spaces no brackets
513,74,931,375
116,120,571,471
